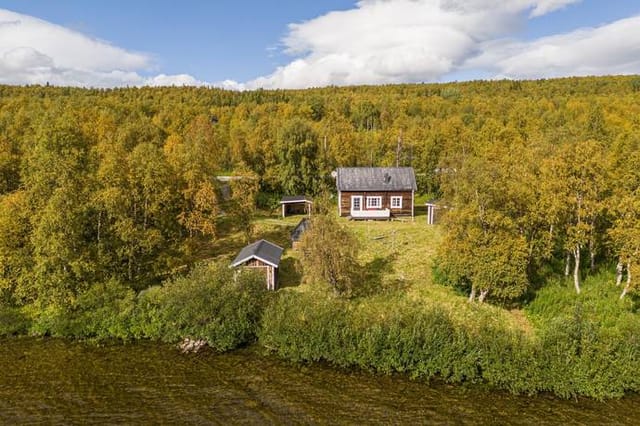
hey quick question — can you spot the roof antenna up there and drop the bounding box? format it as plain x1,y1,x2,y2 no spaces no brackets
396,129,403,167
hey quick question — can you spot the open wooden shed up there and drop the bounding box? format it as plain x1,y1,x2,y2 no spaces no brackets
279,195,313,218
230,239,284,290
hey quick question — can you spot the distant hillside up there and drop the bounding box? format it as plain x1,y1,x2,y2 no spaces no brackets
0,75,639,305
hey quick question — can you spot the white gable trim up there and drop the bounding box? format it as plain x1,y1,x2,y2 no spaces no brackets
230,254,280,269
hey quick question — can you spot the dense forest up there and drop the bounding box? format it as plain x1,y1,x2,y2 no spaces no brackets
2,76,640,398
1,76,639,308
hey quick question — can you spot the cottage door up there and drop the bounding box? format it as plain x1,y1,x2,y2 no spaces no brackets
351,195,363,213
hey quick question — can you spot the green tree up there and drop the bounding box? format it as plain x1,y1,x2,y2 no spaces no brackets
0,135,20,194
165,115,223,239
608,139,640,298
23,119,97,306
437,136,540,303
0,191,32,305
298,197,359,296
277,118,320,195
228,166,259,243
540,141,609,294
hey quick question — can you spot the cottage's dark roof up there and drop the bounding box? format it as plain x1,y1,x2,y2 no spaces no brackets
231,239,284,268
336,167,417,191
291,218,311,242
280,195,313,204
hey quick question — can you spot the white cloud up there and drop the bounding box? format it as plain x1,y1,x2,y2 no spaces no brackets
0,8,211,88
245,0,586,89
469,16,640,79
0,9,148,71
4,1,640,91
144,74,209,87
521,0,581,17
216,79,247,91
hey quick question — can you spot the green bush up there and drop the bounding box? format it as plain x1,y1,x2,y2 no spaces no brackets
134,261,269,351
256,191,281,211
526,271,635,328
28,304,69,337
259,292,519,382
0,305,31,336
67,280,136,340
259,287,640,399
129,285,165,340
27,279,135,340
17,261,269,351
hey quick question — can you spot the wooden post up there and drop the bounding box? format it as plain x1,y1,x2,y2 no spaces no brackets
272,267,276,290
282,203,285,218
411,190,414,221
426,203,438,225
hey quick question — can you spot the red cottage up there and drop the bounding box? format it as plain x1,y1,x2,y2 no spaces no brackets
335,167,416,220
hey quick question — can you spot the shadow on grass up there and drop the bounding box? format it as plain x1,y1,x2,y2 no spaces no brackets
413,204,428,219
352,253,408,298
254,227,292,249
278,257,303,289
630,293,640,313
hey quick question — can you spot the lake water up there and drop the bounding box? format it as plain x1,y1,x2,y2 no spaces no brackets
1,338,638,425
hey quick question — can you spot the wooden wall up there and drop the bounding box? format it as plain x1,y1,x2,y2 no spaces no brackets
339,191,413,217
243,258,277,290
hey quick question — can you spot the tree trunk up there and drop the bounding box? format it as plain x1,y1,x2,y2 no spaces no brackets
478,289,489,303
128,249,134,282
468,286,476,303
97,211,102,244
143,197,148,230
589,240,596,272
616,261,624,286
620,263,631,300
573,245,581,294
564,252,571,277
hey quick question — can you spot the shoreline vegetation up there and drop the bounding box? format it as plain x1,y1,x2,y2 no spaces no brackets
1,77,640,399
2,218,639,400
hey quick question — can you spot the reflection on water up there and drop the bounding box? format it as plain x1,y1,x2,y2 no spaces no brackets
1,338,638,425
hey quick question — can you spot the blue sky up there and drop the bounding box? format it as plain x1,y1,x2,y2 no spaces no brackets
1,1,640,88
0,0,356,82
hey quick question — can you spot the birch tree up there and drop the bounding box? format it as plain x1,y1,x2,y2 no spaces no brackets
609,140,640,298
438,137,534,303
540,141,609,294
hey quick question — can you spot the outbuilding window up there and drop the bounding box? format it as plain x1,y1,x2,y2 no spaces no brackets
366,196,382,209
391,196,402,209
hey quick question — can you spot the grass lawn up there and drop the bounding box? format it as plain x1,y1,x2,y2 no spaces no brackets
233,208,531,334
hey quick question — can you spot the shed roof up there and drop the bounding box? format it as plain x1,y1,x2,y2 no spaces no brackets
291,218,311,242
280,195,313,204
336,167,417,191
230,239,284,268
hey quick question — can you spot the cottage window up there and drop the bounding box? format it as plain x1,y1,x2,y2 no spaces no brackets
366,196,382,209
391,196,402,209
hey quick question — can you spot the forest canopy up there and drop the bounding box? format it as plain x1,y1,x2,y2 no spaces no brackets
0,75,639,308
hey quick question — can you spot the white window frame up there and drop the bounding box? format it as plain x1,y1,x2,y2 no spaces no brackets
351,195,363,212
366,196,382,209
391,196,403,209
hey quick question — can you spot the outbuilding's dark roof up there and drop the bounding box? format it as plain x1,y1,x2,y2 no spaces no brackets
291,218,311,242
280,195,313,204
336,167,417,191
230,239,284,268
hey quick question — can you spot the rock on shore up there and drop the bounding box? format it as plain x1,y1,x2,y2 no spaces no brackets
178,338,208,353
